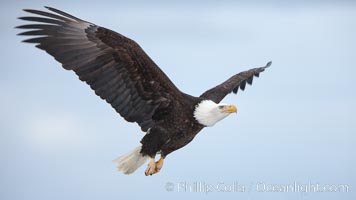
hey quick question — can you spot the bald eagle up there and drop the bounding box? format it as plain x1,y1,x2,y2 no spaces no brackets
17,7,271,176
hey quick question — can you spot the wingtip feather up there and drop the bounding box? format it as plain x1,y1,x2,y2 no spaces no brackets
265,61,272,68
44,6,53,10
14,25,22,29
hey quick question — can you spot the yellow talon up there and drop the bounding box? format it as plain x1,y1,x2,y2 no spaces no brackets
144,156,165,176
155,156,164,172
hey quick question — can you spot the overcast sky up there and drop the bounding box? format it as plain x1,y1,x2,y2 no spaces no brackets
0,1,355,200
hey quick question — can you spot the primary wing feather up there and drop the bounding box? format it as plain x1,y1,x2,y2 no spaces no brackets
17,7,182,131
200,61,271,103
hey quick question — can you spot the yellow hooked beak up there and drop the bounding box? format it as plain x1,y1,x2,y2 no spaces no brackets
222,105,238,113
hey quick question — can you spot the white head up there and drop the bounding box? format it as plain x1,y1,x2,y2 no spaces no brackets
194,100,237,127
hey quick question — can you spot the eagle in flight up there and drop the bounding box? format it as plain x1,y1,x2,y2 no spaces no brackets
17,7,271,176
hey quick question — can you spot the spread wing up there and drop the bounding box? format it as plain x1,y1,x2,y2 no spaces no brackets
17,7,183,132
200,61,271,103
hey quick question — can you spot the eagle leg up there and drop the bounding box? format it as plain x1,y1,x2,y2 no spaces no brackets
155,156,164,172
145,157,157,176
144,156,165,176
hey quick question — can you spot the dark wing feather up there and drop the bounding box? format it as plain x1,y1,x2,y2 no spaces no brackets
17,7,183,132
200,61,271,103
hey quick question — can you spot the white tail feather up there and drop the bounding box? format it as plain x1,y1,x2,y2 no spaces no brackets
113,146,148,174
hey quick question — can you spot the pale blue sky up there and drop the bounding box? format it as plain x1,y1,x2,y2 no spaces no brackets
0,0,355,200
